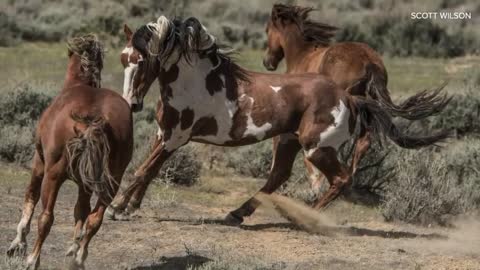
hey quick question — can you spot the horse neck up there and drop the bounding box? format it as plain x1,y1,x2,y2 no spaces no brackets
166,56,238,99
63,55,95,89
283,34,327,73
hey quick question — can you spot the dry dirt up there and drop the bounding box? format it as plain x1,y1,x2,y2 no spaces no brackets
0,167,479,270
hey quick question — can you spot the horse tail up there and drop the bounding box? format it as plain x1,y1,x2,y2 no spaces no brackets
364,64,451,120
348,96,451,149
66,113,116,200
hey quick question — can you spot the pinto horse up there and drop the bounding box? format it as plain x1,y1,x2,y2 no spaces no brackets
6,35,133,270
108,16,448,225
264,4,450,191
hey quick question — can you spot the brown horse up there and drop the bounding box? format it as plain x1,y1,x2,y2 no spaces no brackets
264,4,450,191
108,16,447,226
6,35,133,270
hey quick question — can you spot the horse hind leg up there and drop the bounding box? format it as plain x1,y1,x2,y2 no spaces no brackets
305,147,352,210
7,152,44,258
226,134,302,225
69,173,123,270
65,188,92,257
26,158,67,270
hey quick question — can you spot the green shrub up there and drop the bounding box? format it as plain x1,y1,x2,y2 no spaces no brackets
337,17,478,57
0,85,52,164
381,139,480,225
159,145,202,186
225,141,272,179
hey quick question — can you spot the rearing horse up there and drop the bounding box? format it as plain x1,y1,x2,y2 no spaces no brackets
263,4,450,191
109,16,448,225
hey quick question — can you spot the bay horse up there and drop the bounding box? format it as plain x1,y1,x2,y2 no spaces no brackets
264,4,451,192
6,34,133,270
108,16,448,225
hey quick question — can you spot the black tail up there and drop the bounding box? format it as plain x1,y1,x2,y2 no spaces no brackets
350,96,450,149
365,64,451,120
66,113,116,200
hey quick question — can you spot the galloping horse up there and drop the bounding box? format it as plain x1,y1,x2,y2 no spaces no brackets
108,16,447,225
264,4,450,191
7,35,133,270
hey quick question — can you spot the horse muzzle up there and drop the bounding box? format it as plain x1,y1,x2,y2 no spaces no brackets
263,57,278,71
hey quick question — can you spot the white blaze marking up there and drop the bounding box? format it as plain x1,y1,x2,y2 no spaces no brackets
122,63,138,106
305,100,351,157
270,85,282,92
242,96,272,140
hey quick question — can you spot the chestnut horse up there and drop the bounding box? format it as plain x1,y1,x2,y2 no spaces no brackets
6,35,133,270
264,4,450,191
108,16,447,226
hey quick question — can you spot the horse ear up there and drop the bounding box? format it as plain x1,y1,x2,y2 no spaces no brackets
124,24,133,40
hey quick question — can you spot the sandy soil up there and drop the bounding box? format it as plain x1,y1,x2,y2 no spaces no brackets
1,170,479,270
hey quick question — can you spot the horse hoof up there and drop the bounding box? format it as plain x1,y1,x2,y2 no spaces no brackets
69,260,85,270
105,206,117,220
65,242,79,257
224,212,244,226
6,241,27,257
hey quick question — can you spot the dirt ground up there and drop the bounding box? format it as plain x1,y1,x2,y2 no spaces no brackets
1,165,479,270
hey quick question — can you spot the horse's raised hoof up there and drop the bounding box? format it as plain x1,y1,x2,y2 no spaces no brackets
6,240,27,257
224,212,244,226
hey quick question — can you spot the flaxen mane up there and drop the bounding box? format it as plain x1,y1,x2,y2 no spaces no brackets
132,16,250,82
272,4,338,47
67,34,104,87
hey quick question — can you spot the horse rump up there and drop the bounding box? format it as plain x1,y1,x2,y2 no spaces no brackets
66,112,116,200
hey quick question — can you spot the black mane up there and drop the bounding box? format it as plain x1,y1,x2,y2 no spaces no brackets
271,4,338,47
132,16,249,82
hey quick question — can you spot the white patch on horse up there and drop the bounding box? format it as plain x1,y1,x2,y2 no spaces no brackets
164,58,238,148
270,85,282,92
242,96,272,140
122,46,133,61
157,128,164,140
305,100,351,157
122,63,138,106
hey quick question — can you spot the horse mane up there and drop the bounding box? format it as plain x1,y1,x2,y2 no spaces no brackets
271,4,338,47
132,16,250,82
67,34,104,88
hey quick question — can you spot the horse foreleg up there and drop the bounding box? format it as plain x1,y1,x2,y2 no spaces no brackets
65,188,91,257
226,134,301,225
108,137,174,220
7,152,44,258
26,159,66,270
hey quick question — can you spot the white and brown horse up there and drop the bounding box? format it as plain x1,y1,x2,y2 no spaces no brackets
264,4,451,192
7,35,133,270
108,16,448,225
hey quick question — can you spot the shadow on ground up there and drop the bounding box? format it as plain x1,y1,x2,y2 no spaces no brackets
130,254,212,270
155,217,446,240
